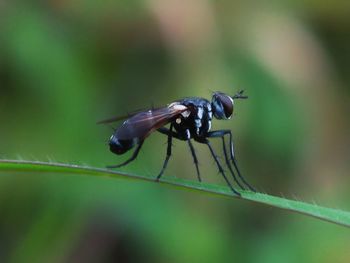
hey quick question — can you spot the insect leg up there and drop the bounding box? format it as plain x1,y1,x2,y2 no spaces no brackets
107,140,144,168
157,127,181,139
158,127,201,181
208,130,256,192
156,123,174,181
228,133,256,192
200,139,241,196
187,139,201,182
207,131,245,190
232,155,256,192
221,136,245,190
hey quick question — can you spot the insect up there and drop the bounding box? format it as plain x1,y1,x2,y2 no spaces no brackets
99,90,255,196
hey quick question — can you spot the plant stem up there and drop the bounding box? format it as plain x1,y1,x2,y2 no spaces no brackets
0,159,349,228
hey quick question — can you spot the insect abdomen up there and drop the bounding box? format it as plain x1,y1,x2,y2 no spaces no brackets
109,135,136,155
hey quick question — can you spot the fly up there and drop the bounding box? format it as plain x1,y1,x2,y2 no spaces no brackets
99,90,256,196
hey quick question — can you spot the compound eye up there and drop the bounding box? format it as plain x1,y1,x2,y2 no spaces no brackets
220,94,234,118
212,93,234,119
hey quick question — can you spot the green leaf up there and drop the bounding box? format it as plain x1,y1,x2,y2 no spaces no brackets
0,159,349,228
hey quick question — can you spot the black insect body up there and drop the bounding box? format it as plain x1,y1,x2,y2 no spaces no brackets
100,90,255,196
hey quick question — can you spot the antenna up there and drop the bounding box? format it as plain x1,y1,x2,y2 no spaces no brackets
232,90,248,100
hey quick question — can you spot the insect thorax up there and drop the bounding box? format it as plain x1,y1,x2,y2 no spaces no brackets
173,98,212,139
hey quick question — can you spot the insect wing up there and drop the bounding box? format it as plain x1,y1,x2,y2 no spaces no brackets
115,105,187,140
97,108,146,124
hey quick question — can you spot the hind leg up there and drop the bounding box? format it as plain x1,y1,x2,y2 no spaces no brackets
107,140,144,168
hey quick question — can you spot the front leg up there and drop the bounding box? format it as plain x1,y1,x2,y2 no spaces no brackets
195,137,241,196
207,130,256,192
205,130,244,190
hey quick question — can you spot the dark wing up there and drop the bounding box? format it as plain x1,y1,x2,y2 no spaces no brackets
115,104,188,140
97,108,146,124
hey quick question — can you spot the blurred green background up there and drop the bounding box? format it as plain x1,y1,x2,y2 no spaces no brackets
1,1,350,262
